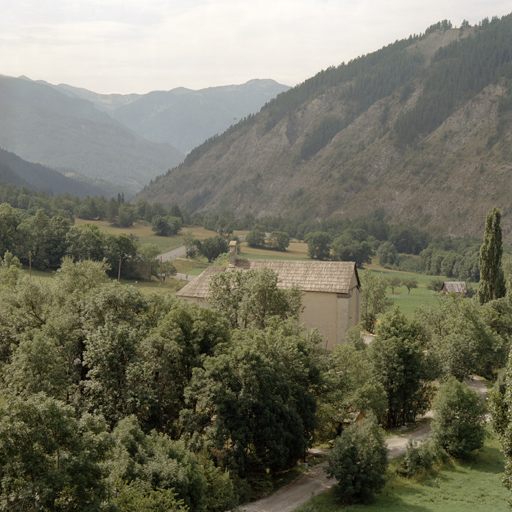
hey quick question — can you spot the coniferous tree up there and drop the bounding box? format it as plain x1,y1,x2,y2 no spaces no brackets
478,207,506,304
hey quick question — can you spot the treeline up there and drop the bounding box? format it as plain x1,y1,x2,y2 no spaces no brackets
192,209,483,280
0,181,188,231
0,203,175,279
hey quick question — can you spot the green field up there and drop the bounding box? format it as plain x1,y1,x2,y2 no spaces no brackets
295,430,508,512
41,219,474,313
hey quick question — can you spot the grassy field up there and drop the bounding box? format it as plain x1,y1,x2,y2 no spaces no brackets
295,430,508,512
369,267,447,317
47,220,473,312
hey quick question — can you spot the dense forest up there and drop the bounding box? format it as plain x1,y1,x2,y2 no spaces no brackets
1,244,512,510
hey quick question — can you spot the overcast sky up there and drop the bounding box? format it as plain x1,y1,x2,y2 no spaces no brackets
1,1,511,94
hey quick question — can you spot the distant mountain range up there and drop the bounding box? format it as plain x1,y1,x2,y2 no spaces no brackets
56,79,290,154
135,14,512,240
0,75,289,195
0,147,119,198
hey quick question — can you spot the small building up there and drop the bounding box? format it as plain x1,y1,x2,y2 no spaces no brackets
177,241,361,351
441,281,466,296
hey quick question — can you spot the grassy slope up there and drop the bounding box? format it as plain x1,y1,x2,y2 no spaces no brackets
297,430,508,512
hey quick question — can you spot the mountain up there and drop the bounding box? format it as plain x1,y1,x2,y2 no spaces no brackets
56,79,291,154
136,15,512,240
0,75,184,191
0,148,120,198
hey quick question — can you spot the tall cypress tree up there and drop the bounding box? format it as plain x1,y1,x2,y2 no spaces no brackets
478,207,506,304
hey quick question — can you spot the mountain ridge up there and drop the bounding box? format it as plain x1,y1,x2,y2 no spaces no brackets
135,15,512,240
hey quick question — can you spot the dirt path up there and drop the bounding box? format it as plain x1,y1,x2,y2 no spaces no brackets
239,376,489,512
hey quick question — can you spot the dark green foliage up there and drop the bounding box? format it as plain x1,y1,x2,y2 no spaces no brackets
197,236,228,263
378,242,398,266
398,438,447,478
427,278,445,291
479,207,506,304
326,413,388,505
0,393,111,512
305,231,331,260
331,231,373,267
431,377,487,459
183,339,308,482
245,227,266,248
266,230,290,251
369,308,433,427
151,215,183,236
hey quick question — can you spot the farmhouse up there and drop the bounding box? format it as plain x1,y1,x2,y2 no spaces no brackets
177,241,361,350
441,281,467,296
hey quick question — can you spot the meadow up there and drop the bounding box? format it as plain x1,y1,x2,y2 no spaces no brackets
68,221,469,315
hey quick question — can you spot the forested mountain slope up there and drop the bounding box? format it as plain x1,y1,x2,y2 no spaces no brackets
0,76,184,191
136,15,512,240
0,148,119,199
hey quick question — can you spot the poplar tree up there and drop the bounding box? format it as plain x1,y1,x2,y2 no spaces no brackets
478,207,506,304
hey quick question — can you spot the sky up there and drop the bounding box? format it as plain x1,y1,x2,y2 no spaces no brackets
1,1,511,95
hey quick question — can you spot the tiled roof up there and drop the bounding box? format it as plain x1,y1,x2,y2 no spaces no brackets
442,281,467,294
177,259,359,299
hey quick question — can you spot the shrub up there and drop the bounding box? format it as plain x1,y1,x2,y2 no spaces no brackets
398,438,448,478
431,377,487,459
325,412,388,504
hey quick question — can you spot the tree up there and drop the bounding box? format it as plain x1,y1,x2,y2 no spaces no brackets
267,231,290,251
245,228,266,248
107,416,211,512
0,393,111,512
319,339,387,439
431,377,486,459
151,215,182,236
305,231,331,260
369,308,432,427
325,412,388,505
207,267,303,329
65,223,105,262
402,277,418,294
182,341,307,485
331,233,373,267
377,241,398,266
136,243,161,280
199,236,228,263
479,207,506,304
387,276,402,294
359,270,393,333
489,348,512,503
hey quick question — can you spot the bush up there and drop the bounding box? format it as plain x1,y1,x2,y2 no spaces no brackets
325,412,388,504
431,377,487,459
428,278,444,292
398,438,448,478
